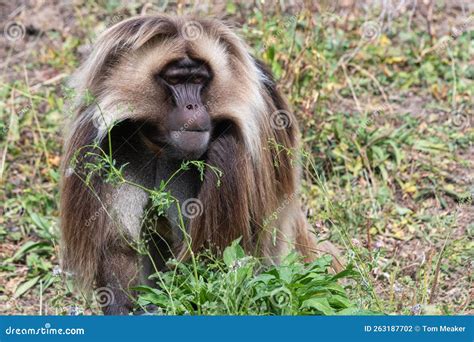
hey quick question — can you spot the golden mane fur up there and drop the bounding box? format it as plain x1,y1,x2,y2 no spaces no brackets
61,14,340,292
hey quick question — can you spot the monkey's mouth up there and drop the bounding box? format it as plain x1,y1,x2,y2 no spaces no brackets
168,129,210,159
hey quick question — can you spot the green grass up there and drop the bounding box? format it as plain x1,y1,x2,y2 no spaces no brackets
69,130,376,315
135,240,370,315
0,1,472,315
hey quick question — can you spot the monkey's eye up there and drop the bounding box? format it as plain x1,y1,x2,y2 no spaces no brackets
165,77,181,85
190,76,205,84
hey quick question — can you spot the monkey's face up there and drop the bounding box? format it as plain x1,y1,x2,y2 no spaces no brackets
139,57,213,159
80,16,267,161
104,48,226,160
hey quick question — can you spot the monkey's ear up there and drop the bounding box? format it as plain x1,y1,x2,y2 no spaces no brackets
253,58,289,112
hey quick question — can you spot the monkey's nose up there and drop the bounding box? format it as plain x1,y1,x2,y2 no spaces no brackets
185,104,199,111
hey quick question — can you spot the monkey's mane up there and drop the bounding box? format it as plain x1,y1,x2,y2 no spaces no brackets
61,15,304,290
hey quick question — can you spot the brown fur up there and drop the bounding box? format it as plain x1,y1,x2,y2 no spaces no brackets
60,15,341,304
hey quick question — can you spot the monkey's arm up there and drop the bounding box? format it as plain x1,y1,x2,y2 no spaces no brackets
61,121,156,315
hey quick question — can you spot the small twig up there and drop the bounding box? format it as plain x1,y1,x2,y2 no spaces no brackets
333,43,363,75
0,89,16,181
366,217,372,253
39,279,43,315
447,47,457,111
426,0,435,44
341,64,363,114
408,0,417,30
30,73,69,91
23,65,51,168
282,12,310,85
348,63,394,115
423,249,435,304
429,233,450,304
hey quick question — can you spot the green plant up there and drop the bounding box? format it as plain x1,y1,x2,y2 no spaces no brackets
135,239,374,315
